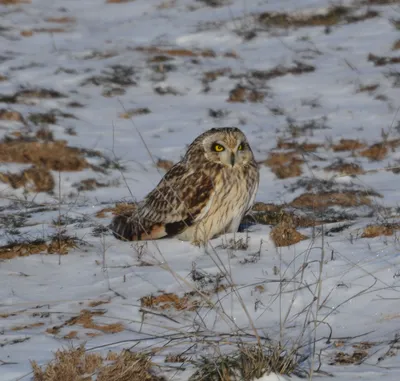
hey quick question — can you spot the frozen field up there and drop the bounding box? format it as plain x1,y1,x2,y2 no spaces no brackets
1,0,400,380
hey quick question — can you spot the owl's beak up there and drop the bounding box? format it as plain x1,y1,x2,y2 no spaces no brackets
230,153,235,166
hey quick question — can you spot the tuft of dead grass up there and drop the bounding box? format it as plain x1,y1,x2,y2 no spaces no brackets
45,17,75,23
270,219,308,247
0,109,24,122
119,107,151,119
368,53,400,66
290,191,379,210
259,6,377,28
136,46,216,58
361,223,400,238
0,0,30,4
332,139,366,152
324,161,364,175
356,84,379,93
276,140,322,152
31,345,164,381
0,167,55,192
263,151,303,179
331,349,368,365
96,202,136,218
11,322,44,331
0,237,77,260
251,62,315,81
227,85,265,103
156,159,174,171
357,139,400,161
393,40,400,51
141,292,200,311
0,140,88,171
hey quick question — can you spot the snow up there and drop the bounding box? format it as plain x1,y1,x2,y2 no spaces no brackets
1,0,400,380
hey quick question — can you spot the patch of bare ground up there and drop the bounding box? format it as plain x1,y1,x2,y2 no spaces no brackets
393,40,400,51
324,160,365,175
73,178,110,192
21,28,67,37
136,46,237,59
365,0,400,4
45,17,75,23
119,107,151,119
0,139,89,171
203,68,232,83
11,322,44,331
276,139,322,152
251,62,315,81
141,292,200,311
156,158,174,171
290,191,380,210
359,139,400,161
96,202,136,218
107,0,134,3
0,236,77,260
259,6,378,28
47,309,124,335
0,167,55,192
31,345,164,381
263,151,304,179
368,53,400,66
0,109,25,122
356,83,379,93
0,74,8,81
246,202,321,228
0,88,66,104
361,223,400,238
0,0,30,4
332,138,367,152
330,349,368,365
227,85,265,103
270,220,308,247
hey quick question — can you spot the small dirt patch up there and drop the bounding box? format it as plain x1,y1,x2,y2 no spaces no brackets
361,223,400,238
290,191,379,209
324,161,364,175
141,292,200,311
0,167,55,192
332,139,366,152
0,237,77,260
368,53,400,66
227,85,265,103
263,151,303,179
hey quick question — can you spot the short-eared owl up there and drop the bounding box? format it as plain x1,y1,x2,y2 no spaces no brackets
111,127,259,245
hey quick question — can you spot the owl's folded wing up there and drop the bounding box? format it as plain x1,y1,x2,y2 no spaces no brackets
110,162,215,241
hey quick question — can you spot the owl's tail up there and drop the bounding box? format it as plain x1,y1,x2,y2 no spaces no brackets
110,212,167,241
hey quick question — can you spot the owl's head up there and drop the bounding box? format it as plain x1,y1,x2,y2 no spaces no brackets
189,127,254,168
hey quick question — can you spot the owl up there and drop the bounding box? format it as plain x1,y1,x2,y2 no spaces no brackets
110,127,259,246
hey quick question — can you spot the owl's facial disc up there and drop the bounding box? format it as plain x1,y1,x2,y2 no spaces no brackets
209,140,250,167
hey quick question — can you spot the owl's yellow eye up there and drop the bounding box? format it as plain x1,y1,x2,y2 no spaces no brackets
213,144,225,152
238,144,243,151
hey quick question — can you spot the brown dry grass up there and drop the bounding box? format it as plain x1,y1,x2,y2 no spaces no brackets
45,17,76,23
0,237,77,260
0,167,54,192
21,28,67,37
259,7,377,28
11,322,44,331
357,139,400,161
270,218,308,247
0,140,88,171
264,151,303,179
0,0,30,4
368,53,400,66
393,40,400,51
290,191,378,209
31,345,163,381
324,161,364,175
0,74,8,81
141,292,200,311
331,350,368,365
119,107,151,119
203,68,232,82
136,46,216,58
276,140,322,152
361,224,400,238
227,85,265,103
356,84,379,93
332,139,366,152
0,109,24,122
96,202,136,218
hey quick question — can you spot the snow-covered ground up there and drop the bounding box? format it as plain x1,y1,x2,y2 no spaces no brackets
1,0,400,380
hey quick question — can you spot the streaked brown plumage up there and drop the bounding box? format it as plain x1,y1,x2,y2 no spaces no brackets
110,127,259,245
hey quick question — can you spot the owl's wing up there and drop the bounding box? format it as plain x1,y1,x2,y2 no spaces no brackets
111,162,215,241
